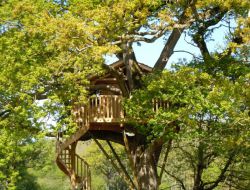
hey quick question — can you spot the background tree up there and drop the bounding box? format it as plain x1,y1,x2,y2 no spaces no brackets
125,66,249,189
0,128,71,190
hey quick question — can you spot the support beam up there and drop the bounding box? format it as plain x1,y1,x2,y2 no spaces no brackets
106,140,136,188
80,131,124,145
159,139,172,183
92,137,136,189
70,142,77,190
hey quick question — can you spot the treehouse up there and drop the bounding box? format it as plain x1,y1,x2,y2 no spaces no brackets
56,60,153,190
56,60,171,190
74,61,152,131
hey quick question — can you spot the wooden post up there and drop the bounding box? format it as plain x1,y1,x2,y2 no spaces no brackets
70,142,77,190
87,168,91,190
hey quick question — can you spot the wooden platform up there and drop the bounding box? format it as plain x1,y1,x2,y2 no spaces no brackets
73,95,124,129
73,95,168,133
89,122,124,132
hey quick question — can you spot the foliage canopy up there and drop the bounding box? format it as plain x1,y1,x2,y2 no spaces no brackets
0,0,249,189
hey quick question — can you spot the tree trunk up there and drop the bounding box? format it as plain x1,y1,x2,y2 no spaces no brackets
70,143,78,190
136,148,159,190
128,142,162,190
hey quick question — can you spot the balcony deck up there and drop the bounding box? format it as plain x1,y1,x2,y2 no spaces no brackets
73,95,168,132
73,95,124,131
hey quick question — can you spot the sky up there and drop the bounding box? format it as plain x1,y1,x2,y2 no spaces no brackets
133,25,230,68
106,20,235,69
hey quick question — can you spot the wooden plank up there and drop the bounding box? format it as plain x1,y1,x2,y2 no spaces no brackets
105,96,108,118
86,103,89,126
81,159,83,177
89,98,92,122
96,96,98,118
115,96,118,118
110,96,113,119
118,97,121,118
107,95,110,118
120,96,124,118
81,105,85,126
80,105,83,128
100,96,103,119
104,96,107,118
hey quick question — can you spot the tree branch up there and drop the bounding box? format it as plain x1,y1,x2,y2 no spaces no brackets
75,45,92,52
0,109,11,119
159,139,172,183
102,64,129,97
163,168,187,190
153,0,198,71
128,23,191,43
123,44,134,92
174,50,203,60
178,146,197,173
194,142,205,190
192,8,228,60
204,151,236,190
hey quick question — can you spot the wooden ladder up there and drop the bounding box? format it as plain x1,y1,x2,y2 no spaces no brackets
56,126,91,190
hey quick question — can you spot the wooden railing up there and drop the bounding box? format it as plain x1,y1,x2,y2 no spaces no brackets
152,98,169,112
56,96,168,189
73,95,169,128
73,95,124,128
58,148,91,190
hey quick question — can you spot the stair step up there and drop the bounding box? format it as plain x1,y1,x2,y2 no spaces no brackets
56,125,91,189
59,126,89,152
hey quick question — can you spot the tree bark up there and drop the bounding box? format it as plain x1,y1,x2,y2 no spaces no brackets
123,44,134,92
153,27,184,71
153,0,198,71
124,133,163,190
130,144,161,190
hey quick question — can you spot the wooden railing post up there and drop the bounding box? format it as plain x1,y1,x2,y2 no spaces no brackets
74,95,125,124
70,142,77,190
74,95,169,128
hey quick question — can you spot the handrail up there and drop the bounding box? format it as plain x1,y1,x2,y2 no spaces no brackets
73,95,124,128
56,95,168,189
56,136,91,190
73,95,169,128
56,121,91,189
